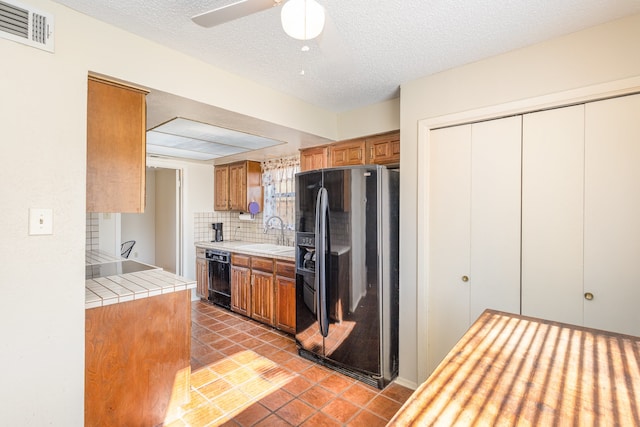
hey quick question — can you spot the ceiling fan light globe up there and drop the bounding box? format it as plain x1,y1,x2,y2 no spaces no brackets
281,0,325,40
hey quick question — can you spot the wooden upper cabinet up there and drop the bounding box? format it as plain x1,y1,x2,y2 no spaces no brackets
300,131,400,172
214,160,263,212
366,131,400,165
228,162,247,211
300,146,329,171
86,76,147,213
214,165,229,211
330,139,366,167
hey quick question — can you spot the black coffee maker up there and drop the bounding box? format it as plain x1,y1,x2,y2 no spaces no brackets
212,223,223,242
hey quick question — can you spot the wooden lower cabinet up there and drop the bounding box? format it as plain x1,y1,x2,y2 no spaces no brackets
251,270,275,325
275,261,296,334
228,253,295,332
196,256,208,299
85,291,191,426
231,265,251,317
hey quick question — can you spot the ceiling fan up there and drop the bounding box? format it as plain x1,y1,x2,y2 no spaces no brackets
192,0,284,28
192,0,326,41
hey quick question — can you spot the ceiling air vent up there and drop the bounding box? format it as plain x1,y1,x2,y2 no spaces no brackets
0,0,54,52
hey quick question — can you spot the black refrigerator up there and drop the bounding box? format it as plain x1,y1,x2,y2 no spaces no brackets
295,165,399,389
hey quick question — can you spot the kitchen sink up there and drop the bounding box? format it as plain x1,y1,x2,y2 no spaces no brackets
240,243,295,255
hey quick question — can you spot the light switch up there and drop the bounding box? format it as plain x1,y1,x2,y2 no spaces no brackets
29,208,53,235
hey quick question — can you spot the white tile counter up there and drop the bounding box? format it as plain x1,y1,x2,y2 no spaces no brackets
195,240,295,261
85,251,196,309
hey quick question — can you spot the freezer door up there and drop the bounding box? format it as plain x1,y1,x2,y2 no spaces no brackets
295,170,323,234
322,167,382,376
295,170,323,354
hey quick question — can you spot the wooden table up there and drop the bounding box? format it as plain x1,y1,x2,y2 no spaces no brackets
389,310,640,426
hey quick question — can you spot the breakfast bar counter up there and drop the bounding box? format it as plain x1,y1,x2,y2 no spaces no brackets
85,250,195,426
388,309,640,426
85,250,196,308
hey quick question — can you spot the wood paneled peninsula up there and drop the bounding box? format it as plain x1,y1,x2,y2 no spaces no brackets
85,251,196,426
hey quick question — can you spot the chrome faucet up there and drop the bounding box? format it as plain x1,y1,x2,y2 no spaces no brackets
265,216,285,245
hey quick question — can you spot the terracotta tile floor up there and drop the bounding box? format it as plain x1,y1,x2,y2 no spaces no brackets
164,301,413,426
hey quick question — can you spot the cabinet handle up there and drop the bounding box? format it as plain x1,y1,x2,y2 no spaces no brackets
461,276,469,282
584,292,594,300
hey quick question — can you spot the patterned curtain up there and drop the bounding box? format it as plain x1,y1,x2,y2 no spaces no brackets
262,155,300,231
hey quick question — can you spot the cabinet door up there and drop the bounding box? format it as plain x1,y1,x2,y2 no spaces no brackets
330,140,365,167
427,116,521,374
228,163,247,211
584,94,640,336
214,166,229,211
275,261,296,334
300,146,328,171
196,257,209,299
251,270,274,325
87,77,147,213
521,105,585,325
366,132,400,165
231,266,251,317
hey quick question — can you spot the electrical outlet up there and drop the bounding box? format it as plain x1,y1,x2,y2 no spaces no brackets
29,208,53,235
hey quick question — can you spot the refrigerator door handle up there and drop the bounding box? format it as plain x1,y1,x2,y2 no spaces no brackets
315,187,330,337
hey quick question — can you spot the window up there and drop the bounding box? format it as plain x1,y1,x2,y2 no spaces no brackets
262,156,300,231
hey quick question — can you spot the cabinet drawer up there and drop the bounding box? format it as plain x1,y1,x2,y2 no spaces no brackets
251,256,274,272
232,254,251,268
196,247,206,259
275,261,295,278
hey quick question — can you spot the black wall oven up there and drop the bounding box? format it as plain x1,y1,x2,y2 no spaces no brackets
206,249,231,309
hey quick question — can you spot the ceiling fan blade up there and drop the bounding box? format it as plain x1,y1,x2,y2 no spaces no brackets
192,0,282,28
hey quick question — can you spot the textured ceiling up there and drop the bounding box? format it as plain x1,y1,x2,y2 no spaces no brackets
51,0,640,113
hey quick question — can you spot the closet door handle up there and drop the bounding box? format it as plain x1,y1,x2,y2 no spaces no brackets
584,292,594,300
461,276,469,283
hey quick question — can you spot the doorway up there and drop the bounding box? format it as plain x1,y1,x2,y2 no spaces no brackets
121,166,183,275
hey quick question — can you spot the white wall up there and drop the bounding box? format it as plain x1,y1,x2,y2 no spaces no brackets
122,168,157,264
0,12,87,426
0,0,345,423
97,213,118,256
398,13,640,387
337,98,400,140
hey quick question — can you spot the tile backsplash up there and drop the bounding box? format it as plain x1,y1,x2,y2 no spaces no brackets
194,212,295,246
86,213,99,250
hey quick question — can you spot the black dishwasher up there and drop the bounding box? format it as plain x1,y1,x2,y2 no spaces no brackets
206,249,231,309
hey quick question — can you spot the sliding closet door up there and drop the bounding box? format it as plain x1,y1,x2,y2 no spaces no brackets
584,94,640,336
427,124,472,374
521,105,585,325
427,116,521,375
469,116,522,323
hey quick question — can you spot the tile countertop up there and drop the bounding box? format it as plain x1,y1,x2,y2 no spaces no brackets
85,250,196,310
195,240,295,262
